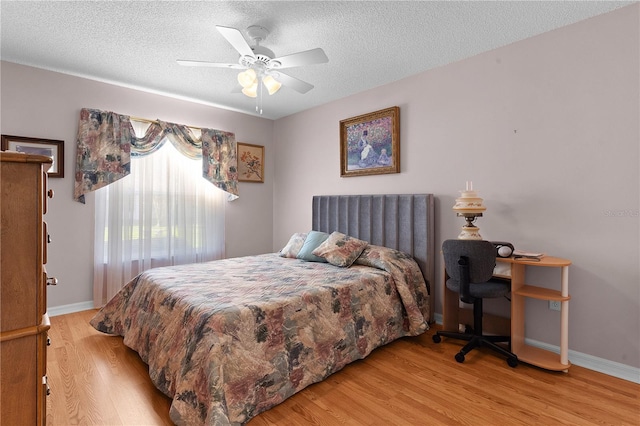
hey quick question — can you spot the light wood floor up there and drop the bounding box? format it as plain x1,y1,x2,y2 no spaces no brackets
46,310,639,425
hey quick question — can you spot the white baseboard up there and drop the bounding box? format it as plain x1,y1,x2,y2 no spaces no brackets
48,301,95,317
432,313,639,384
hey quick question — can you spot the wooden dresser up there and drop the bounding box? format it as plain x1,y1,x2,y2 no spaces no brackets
1,151,55,425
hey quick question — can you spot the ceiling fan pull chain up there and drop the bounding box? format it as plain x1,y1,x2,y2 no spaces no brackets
258,80,263,115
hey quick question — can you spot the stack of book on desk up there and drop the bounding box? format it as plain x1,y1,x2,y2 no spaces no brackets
512,250,545,261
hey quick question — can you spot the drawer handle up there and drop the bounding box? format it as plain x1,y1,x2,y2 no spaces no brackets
43,375,51,395
47,234,52,244
47,277,59,286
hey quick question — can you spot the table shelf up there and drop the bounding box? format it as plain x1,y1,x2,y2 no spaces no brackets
505,256,571,370
513,285,571,301
514,343,571,372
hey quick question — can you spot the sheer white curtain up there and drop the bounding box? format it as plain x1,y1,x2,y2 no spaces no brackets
93,122,226,307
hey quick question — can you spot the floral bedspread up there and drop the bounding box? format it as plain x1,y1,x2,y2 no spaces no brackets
90,249,430,425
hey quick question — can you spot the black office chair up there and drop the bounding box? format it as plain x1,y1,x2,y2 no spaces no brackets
433,239,518,367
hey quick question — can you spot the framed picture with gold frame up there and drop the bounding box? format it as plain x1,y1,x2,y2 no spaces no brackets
237,142,264,183
1,134,65,178
340,106,400,177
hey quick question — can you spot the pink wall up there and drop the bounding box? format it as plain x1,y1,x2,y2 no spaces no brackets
273,5,639,369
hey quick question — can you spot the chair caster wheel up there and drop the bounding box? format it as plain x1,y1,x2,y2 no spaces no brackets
507,357,518,368
455,352,465,363
432,334,441,343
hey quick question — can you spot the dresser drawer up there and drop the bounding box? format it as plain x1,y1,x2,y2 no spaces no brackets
1,332,38,424
43,221,48,265
37,315,50,425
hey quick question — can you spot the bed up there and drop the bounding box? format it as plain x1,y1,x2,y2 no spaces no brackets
91,194,435,425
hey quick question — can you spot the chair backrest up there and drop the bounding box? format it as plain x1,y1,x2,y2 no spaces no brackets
442,240,497,303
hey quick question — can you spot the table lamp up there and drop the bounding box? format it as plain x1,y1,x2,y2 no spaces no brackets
452,181,486,240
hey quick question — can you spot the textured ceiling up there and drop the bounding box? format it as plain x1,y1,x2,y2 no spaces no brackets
0,1,632,120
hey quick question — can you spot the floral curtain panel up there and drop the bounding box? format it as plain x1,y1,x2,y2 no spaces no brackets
74,108,238,203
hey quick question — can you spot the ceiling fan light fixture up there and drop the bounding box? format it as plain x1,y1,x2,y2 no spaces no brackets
237,68,257,88
262,75,282,95
241,81,258,98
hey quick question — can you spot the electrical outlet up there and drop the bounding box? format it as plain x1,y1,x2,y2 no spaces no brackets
549,300,561,311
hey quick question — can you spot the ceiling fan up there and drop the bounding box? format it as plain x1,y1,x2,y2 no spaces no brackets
177,25,329,99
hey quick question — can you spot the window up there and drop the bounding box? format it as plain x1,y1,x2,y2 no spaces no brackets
93,122,225,306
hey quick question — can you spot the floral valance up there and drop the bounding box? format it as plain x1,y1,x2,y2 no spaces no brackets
74,108,238,203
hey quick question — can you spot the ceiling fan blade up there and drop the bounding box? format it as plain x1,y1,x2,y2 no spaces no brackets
274,72,314,94
270,48,328,69
216,26,255,59
177,60,245,69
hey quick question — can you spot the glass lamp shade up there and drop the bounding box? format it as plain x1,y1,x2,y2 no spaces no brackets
262,75,282,95
241,82,258,98
452,181,486,240
452,182,486,215
452,201,486,216
237,69,257,88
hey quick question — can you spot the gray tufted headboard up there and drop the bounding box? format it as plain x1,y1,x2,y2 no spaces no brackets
312,194,435,323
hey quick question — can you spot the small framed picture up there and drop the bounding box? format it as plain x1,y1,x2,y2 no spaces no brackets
340,106,400,177
237,142,264,183
1,135,65,178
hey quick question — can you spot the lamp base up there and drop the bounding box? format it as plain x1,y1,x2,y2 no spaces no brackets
458,225,482,240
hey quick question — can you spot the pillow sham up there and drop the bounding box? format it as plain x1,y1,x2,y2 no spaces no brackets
279,232,308,258
296,230,330,262
311,231,369,267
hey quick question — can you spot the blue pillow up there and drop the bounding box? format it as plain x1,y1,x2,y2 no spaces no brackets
296,231,330,262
